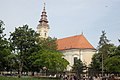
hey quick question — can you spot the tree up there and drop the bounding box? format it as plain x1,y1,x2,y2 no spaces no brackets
33,50,69,72
0,20,4,35
90,31,120,75
9,24,38,77
29,37,69,75
38,37,57,51
90,53,101,74
0,20,11,72
72,59,86,79
98,30,110,48
104,45,120,73
104,56,120,73
90,31,113,75
5,53,18,74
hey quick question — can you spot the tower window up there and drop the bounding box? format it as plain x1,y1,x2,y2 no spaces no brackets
45,33,46,37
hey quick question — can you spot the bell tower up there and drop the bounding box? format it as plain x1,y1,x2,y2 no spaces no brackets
37,2,50,38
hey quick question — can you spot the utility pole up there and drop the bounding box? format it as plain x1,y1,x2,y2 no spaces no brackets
102,53,104,78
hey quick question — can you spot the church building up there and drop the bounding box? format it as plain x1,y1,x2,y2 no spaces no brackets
57,34,96,71
37,3,96,71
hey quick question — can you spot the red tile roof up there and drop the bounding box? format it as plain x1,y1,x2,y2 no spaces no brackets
57,34,95,50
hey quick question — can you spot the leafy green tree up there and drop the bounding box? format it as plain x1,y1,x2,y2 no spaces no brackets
5,53,18,74
0,20,11,72
90,53,101,74
72,59,86,79
29,37,69,75
33,50,68,72
9,25,38,77
104,45,120,72
38,37,57,51
104,56,120,73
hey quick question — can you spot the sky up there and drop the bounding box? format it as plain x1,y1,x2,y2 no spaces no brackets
0,0,120,48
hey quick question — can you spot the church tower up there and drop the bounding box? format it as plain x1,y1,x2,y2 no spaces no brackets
37,2,49,38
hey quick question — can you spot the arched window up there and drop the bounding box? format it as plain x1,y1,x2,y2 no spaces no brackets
73,54,79,64
74,57,78,64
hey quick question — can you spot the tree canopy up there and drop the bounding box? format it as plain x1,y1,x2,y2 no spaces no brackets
104,45,120,72
90,31,120,74
9,24,38,77
29,37,69,74
0,20,11,71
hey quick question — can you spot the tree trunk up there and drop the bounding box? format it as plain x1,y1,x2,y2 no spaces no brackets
10,70,12,76
32,71,34,76
18,62,23,78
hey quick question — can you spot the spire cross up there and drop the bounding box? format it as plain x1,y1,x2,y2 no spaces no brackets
43,0,46,8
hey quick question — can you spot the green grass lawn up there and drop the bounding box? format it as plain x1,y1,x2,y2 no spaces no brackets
0,76,60,80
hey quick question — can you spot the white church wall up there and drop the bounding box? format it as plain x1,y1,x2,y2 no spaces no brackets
61,49,79,71
81,49,96,66
61,49,96,71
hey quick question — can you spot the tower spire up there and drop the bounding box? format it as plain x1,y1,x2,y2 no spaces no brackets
37,1,50,38
43,0,46,8
43,0,46,12
39,1,48,25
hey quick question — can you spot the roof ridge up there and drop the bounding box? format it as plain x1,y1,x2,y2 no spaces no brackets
57,34,82,40
77,34,94,48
